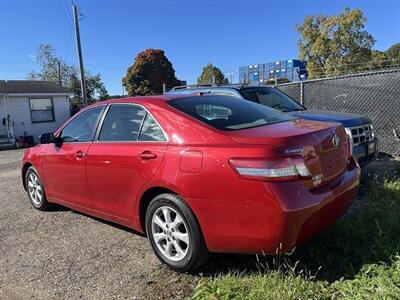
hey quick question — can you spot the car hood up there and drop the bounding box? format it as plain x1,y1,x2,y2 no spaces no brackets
288,109,371,127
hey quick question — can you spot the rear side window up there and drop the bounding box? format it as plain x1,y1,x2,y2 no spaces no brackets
139,114,166,141
98,104,167,142
99,105,146,141
168,95,296,131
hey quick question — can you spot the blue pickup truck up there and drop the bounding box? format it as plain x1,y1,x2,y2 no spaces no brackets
167,85,378,165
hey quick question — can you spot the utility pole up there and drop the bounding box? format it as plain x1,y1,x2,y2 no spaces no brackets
73,5,87,106
57,61,62,86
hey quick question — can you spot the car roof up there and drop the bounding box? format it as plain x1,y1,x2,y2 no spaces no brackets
167,85,274,93
82,94,190,109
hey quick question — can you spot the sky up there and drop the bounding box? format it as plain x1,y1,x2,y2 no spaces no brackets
1,0,399,95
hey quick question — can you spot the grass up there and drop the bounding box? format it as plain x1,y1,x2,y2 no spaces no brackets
192,172,400,300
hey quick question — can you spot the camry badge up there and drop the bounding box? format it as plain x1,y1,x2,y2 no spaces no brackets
332,134,340,147
285,148,303,154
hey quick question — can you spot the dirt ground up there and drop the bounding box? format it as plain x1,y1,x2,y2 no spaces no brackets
0,149,398,299
0,149,198,300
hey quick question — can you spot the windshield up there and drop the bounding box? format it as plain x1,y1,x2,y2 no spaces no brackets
239,87,304,112
168,95,297,131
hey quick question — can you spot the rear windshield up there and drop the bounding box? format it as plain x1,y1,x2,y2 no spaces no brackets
168,95,296,130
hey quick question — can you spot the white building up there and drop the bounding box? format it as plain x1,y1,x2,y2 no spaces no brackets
0,80,73,147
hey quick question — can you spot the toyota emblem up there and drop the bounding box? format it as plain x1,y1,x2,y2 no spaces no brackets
332,134,340,147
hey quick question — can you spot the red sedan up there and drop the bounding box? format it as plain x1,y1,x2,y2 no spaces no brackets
21,95,360,272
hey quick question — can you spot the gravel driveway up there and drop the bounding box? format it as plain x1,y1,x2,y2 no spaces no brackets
0,149,197,300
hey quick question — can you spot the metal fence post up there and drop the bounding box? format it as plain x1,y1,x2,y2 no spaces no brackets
300,81,304,106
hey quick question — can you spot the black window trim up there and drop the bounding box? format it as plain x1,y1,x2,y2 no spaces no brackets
29,97,55,123
93,103,168,143
57,105,107,144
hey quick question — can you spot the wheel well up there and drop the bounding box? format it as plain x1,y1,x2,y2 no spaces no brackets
139,187,177,234
21,163,32,191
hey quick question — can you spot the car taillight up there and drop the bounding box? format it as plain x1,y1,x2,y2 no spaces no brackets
344,136,352,161
229,157,311,182
344,128,353,156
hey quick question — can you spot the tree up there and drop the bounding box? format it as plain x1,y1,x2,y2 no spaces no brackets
296,7,375,78
123,49,180,96
27,44,76,88
385,43,400,62
27,43,109,102
197,63,228,85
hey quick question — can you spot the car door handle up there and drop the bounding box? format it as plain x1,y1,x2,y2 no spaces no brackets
138,151,157,160
75,151,85,159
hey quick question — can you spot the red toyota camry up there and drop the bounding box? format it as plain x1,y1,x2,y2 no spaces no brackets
21,95,360,272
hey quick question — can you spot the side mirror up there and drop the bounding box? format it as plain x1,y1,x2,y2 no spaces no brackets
39,133,55,144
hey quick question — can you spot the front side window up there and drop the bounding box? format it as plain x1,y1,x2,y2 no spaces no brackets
60,106,103,142
240,87,304,112
29,98,54,123
168,95,296,131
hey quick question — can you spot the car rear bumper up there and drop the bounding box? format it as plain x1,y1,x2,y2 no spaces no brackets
187,157,361,254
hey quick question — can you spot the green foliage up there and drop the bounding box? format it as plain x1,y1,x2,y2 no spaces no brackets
27,44,76,88
385,43,400,62
122,48,180,96
296,7,376,78
27,43,109,103
70,72,109,102
193,272,330,300
197,63,229,85
192,175,400,300
366,43,400,70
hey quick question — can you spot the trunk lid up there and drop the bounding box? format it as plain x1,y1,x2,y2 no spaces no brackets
228,119,349,187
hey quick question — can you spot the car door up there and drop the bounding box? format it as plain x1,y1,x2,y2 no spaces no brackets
85,104,168,221
40,106,104,207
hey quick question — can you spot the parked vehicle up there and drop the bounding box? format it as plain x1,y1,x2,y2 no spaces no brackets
167,85,378,165
22,95,360,272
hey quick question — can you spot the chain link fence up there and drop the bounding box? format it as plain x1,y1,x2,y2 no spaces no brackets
276,69,400,156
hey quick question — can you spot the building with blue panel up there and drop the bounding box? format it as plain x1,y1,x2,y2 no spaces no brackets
239,59,307,84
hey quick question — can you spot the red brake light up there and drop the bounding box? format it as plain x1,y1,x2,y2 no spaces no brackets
229,157,311,182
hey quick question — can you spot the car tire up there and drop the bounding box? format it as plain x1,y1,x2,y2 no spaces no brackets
145,193,210,272
25,166,50,211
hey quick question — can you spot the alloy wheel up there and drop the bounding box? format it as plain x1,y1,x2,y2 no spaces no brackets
151,206,190,261
27,172,42,206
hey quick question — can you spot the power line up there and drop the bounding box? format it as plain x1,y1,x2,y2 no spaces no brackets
63,0,74,20
58,0,73,27
64,25,73,62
